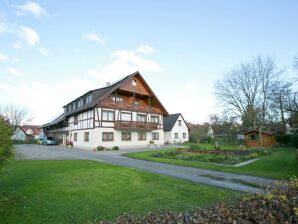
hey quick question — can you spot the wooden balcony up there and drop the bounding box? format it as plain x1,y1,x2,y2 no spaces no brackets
99,100,163,114
114,121,159,130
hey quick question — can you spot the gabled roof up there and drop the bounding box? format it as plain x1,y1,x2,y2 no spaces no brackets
244,129,273,135
163,113,187,131
43,71,169,127
62,71,168,117
18,125,41,135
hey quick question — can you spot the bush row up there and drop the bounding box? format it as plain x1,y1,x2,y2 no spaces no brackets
96,146,119,151
98,177,298,224
275,134,298,147
0,117,13,162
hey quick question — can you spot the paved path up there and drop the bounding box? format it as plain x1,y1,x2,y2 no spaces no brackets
15,144,275,193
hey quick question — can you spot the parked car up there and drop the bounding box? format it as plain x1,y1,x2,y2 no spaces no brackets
42,137,58,146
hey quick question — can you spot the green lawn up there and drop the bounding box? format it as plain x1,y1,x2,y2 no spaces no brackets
181,143,239,150
0,160,237,223
126,148,297,179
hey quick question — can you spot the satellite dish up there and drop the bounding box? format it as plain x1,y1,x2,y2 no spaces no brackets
106,82,111,86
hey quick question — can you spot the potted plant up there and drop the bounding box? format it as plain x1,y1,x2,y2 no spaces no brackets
149,140,155,148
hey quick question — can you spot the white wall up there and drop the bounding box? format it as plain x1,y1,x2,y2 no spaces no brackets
165,115,189,144
12,127,27,141
70,127,164,150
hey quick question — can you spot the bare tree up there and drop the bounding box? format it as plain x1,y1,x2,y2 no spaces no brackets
215,56,282,143
0,104,32,132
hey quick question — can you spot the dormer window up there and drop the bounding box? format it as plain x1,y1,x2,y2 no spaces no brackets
77,98,83,108
86,95,92,104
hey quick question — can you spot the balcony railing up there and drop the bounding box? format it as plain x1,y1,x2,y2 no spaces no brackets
99,100,163,114
114,121,159,130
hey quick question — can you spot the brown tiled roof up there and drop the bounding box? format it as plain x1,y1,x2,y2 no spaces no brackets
20,125,41,135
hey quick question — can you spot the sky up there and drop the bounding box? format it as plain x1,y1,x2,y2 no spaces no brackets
0,0,298,125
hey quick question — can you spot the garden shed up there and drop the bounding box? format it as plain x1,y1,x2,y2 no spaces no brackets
244,129,275,147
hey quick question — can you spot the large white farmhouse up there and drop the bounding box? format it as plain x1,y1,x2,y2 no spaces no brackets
43,72,190,150
163,113,189,144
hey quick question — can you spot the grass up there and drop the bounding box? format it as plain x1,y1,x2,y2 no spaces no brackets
126,147,297,179
181,143,239,150
0,160,237,223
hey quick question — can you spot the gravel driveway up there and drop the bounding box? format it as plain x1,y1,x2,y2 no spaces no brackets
15,144,275,193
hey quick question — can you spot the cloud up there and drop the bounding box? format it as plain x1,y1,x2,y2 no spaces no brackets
13,40,22,49
38,46,49,55
136,45,157,54
18,26,40,46
16,1,47,17
82,32,107,45
0,77,96,124
86,50,161,82
7,67,24,76
0,15,8,33
0,53,9,61
183,81,199,93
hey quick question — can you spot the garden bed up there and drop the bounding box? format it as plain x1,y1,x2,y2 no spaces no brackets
151,148,272,165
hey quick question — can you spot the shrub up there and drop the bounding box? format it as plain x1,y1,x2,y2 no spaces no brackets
291,134,298,148
96,146,105,151
151,152,163,157
0,117,13,161
112,146,119,151
275,134,292,145
246,152,259,160
188,143,201,150
106,177,298,224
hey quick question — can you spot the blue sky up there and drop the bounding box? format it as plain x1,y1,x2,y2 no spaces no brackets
0,0,297,124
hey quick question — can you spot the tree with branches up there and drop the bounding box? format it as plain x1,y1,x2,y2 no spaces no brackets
0,104,32,133
215,56,283,145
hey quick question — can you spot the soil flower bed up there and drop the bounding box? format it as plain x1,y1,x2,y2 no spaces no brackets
151,148,273,165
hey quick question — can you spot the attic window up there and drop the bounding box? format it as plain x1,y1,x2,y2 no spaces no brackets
131,79,137,87
86,95,92,104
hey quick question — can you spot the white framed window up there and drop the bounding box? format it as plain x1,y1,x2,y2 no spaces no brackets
151,115,159,124
102,132,114,141
112,96,124,102
137,114,146,122
138,132,146,141
121,112,131,121
152,132,159,140
122,132,131,141
86,94,92,104
175,133,178,139
183,133,186,138
178,120,182,126
84,132,89,142
74,115,78,125
102,110,114,121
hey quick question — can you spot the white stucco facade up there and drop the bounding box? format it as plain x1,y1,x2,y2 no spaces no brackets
164,114,189,144
56,107,165,150
12,127,27,141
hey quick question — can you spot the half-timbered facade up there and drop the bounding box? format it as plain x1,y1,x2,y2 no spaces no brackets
42,71,169,149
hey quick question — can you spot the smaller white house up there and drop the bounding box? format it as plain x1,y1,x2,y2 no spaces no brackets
163,113,189,143
12,125,43,142
12,126,28,142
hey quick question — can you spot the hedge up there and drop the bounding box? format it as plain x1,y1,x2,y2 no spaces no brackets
0,117,13,161
99,177,298,224
275,134,292,145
